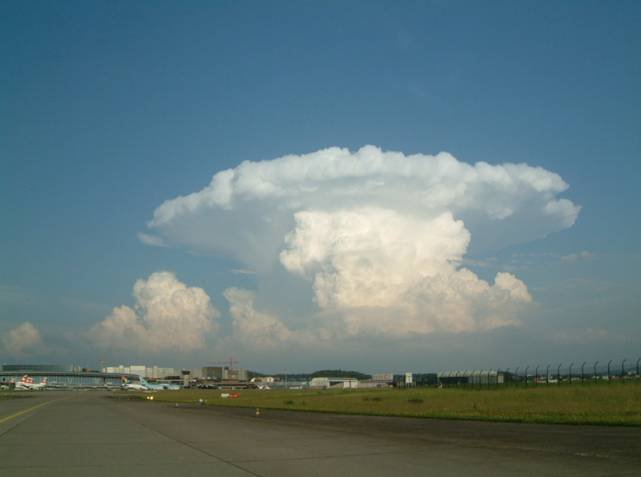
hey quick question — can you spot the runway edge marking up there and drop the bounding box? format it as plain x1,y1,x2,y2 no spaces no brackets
0,400,53,425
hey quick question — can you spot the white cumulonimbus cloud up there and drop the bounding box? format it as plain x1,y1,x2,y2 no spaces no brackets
280,208,531,335
224,287,292,347
141,146,579,336
90,271,218,352
2,322,43,355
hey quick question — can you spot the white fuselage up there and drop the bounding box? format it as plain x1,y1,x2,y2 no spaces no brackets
15,376,47,391
140,379,180,390
121,376,180,391
121,382,148,391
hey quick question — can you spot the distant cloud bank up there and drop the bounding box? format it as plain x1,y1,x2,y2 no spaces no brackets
224,287,292,348
2,322,42,355
561,251,594,262
137,146,580,342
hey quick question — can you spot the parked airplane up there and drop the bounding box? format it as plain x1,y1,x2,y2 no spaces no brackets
120,376,148,391
141,377,180,390
15,375,47,391
121,376,180,391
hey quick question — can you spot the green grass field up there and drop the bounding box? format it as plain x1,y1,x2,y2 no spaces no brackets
135,382,641,426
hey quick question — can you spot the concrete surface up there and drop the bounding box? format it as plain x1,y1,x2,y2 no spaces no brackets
1,391,640,476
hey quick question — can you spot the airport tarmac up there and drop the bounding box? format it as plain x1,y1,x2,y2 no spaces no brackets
1,390,640,476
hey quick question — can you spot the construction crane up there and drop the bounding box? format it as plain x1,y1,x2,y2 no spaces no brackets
211,356,238,370
209,357,240,380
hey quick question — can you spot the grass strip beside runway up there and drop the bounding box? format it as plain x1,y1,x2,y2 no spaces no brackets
124,383,641,426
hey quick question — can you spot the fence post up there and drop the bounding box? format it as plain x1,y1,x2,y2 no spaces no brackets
535,365,540,385
524,366,529,386
607,360,612,382
557,363,562,385
637,358,640,378
581,361,586,384
593,361,599,382
546,364,550,385
514,367,520,386
569,362,574,384
621,359,627,382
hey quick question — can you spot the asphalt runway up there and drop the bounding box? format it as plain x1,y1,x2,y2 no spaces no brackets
1,391,640,476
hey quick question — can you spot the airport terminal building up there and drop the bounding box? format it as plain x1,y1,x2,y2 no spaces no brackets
0,364,138,388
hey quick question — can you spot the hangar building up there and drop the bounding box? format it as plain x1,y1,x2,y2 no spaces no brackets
1,364,138,389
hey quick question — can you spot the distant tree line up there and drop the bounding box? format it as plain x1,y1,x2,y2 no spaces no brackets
310,369,372,380
265,369,372,381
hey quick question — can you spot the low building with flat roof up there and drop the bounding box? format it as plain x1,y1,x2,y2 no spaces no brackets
309,377,359,389
102,365,178,379
1,364,138,389
437,370,505,386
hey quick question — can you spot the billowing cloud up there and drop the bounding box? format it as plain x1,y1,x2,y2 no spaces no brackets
2,322,42,355
90,271,218,352
280,208,531,335
224,287,291,347
143,146,578,337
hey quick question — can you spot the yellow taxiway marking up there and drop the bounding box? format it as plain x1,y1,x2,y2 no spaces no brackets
0,400,52,425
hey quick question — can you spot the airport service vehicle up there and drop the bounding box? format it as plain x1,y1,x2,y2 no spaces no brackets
15,375,47,391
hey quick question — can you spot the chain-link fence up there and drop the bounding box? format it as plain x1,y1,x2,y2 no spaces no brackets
436,357,641,388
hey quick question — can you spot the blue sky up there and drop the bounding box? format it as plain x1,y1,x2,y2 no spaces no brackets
1,1,640,373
